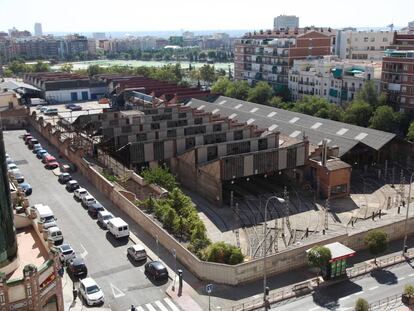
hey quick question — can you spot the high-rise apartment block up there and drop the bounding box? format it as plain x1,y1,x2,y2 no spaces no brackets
289,56,381,104
34,23,42,37
335,30,394,60
92,32,106,40
381,33,414,113
274,15,299,30
234,28,335,93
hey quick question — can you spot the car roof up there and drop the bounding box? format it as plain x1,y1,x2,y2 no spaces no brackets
59,244,72,251
71,257,85,265
98,210,111,216
20,182,30,187
130,244,145,252
61,172,70,176
48,226,61,232
81,277,97,287
150,261,166,269
68,180,78,184
91,202,103,207
84,195,94,199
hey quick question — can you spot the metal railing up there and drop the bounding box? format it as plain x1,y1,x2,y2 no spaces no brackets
369,293,402,310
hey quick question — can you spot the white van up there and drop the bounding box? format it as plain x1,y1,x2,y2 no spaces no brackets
107,217,129,239
32,204,57,230
45,226,63,244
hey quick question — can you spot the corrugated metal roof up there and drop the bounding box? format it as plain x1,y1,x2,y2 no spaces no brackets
187,96,396,157
0,80,41,91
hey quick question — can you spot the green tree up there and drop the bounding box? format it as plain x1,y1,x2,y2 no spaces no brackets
364,230,388,264
342,100,373,127
32,61,50,72
162,206,178,231
406,121,414,142
355,80,386,108
8,60,30,74
307,245,332,277
61,63,74,73
355,298,369,311
211,77,232,95
2,69,13,77
247,81,274,104
404,284,414,297
268,96,283,108
204,242,244,265
168,188,192,215
225,80,250,100
87,64,103,76
199,64,216,85
369,105,401,132
141,166,178,191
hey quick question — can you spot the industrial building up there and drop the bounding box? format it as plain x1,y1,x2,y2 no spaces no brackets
23,72,106,103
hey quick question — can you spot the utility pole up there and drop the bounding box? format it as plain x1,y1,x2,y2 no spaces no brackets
324,186,331,231
400,170,406,208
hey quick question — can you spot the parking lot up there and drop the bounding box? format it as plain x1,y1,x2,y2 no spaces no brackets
4,130,180,311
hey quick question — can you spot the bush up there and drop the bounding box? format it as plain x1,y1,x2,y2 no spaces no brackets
404,284,414,297
141,166,177,191
162,206,178,231
355,298,369,311
204,242,244,265
228,247,244,265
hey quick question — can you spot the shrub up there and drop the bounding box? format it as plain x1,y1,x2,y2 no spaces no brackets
204,242,244,265
141,166,177,191
355,298,369,311
162,206,178,231
404,284,414,297
228,247,244,265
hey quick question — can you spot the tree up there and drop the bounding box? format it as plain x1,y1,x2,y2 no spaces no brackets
355,80,386,109
199,64,216,85
369,105,401,132
162,206,178,231
168,188,192,215
364,230,388,264
32,61,50,72
87,64,103,76
141,166,178,191
211,77,232,95
342,100,373,127
268,96,283,108
225,80,250,100
247,81,274,104
407,121,414,142
204,242,244,265
404,284,414,297
307,245,332,277
61,63,74,73
355,298,369,311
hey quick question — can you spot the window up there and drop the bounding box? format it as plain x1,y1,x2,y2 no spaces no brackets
370,37,375,42
354,37,358,42
401,97,406,103
331,184,347,194
403,75,408,82
364,37,368,42
194,117,203,124
404,64,409,71
383,37,388,42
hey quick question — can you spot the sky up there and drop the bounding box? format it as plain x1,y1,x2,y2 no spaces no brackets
0,0,412,33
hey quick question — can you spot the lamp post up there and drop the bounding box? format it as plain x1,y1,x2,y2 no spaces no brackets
402,173,414,255
263,196,285,309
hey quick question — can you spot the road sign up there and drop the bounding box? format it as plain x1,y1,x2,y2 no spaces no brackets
206,283,213,294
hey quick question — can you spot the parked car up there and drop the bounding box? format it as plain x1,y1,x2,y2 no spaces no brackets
22,133,32,140
40,106,48,113
69,104,82,111
6,154,13,164
67,257,88,279
88,202,104,218
19,182,32,195
43,108,58,115
45,226,63,245
82,195,96,208
45,160,59,170
36,149,48,159
7,163,18,171
66,180,79,192
36,105,43,110
58,173,72,184
65,103,74,109
74,188,89,201
42,154,56,164
97,210,114,229
41,153,51,162
127,244,147,261
10,169,24,183
28,138,39,149
57,244,76,264
33,143,42,153
78,278,104,306
24,135,33,144
144,261,169,280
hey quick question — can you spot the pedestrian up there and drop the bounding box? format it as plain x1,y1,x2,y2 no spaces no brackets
72,284,77,302
130,305,137,311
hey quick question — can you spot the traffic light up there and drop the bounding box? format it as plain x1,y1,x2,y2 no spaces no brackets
265,286,270,296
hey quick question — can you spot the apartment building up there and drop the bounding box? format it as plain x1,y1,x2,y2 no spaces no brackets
336,30,394,60
288,56,381,104
381,34,414,113
234,28,334,92
273,15,299,30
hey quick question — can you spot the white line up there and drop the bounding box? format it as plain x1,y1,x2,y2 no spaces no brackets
164,298,180,311
155,300,169,311
145,303,157,311
136,307,144,311
369,286,379,291
409,273,414,277
398,277,406,281
339,296,350,301
308,307,321,311
353,291,364,295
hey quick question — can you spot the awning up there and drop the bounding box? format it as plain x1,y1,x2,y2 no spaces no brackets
324,242,355,262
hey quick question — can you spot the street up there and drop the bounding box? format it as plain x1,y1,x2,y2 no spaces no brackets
271,261,414,311
4,130,181,311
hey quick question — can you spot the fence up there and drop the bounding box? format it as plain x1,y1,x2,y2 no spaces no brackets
369,293,402,310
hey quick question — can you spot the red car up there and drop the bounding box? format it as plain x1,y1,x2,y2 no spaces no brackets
46,161,59,169
24,135,33,144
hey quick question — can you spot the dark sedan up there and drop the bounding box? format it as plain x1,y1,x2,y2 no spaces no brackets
144,261,169,281
88,202,105,218
67,257,88,279
66,180,79,192
58,173,72,184
19,182,32,195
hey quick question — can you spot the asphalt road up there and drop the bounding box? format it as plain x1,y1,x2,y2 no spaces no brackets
271,261,414,311
4,130,180,311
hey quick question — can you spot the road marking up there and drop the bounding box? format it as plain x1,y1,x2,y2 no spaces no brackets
80,243,88,258
164,298,180,311
398,277,406,281
110,283,125,298
369,286,379,290
308,307,321,311
136,307,144,311
339,296,350,301
155,300,169,311
145,303,157,311
353,291,364,295
409,273,414,277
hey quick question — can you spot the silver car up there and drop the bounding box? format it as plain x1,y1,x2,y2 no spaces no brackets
97,210,114,229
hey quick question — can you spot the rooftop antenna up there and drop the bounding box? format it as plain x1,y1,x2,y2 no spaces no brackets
387,23,394,32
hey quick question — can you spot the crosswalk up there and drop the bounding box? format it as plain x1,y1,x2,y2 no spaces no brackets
127,298,181,311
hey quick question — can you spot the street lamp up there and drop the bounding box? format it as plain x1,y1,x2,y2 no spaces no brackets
402,172,414,255
263,195,285,309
